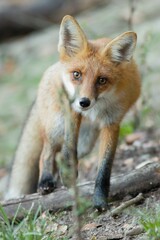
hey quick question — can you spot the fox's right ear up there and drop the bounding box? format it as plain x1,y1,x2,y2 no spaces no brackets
103,32,137,63
58,15,88,59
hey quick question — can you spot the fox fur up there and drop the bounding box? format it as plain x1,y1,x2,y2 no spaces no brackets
6,15,141,210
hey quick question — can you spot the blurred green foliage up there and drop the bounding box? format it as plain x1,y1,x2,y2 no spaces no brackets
120,122,134,139
139,205,160,240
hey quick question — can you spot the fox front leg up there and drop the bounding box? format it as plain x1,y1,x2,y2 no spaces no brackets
38,142,60,194
93,124,119,211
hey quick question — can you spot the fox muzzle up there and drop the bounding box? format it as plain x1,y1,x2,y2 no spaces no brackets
79,97,91,108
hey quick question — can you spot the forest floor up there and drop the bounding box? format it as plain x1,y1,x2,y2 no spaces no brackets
0,0,160,239
0,0,160,167
36,129,160,240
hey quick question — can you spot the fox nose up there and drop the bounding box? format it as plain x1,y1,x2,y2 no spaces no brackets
79,97,91,108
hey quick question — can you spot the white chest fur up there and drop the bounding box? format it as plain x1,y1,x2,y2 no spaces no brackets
81,92,123,127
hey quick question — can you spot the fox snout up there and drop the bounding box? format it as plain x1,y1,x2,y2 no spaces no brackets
79,97,91,108
73,97,96,112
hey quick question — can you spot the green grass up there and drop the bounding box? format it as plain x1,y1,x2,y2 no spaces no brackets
0,205,70,240
139,205,160,240
0,205,47,240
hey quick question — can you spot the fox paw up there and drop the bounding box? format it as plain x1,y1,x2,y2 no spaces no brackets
38,172,56,195
93,191,109,212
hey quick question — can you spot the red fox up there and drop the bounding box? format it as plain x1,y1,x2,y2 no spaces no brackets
6,15,141,211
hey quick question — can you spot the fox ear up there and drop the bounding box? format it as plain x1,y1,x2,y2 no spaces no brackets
103,32,137,63
58,15,88,58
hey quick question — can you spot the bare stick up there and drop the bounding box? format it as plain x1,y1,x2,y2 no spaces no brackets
110,193,144,217
128,0,136,30
58,87,82,240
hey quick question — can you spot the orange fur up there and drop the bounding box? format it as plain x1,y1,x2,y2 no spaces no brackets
6,15,141,209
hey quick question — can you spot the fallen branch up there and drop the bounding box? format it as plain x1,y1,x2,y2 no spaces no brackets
110,193,144,217
0,0,108,41
1,162,160,220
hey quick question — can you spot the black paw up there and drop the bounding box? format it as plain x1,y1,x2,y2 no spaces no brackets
93,191,109,212
38,172,56,195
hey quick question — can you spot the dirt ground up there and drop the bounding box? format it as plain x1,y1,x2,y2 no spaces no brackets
79,129,160,240
35,129,160,240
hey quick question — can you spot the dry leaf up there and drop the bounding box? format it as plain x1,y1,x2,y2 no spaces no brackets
45,222,67,235
45,223,58,233
57,224,68,235
90,236,97,240
0,168,7,178
82,222,102,231
123,158,134,167
125,132,144,145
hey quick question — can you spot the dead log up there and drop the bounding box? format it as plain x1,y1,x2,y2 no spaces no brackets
0,0,108,42
1,162,160,220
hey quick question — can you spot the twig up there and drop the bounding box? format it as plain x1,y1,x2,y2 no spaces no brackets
110,193,144,217
128,0,141,128
58,87,82,240
128,0,136,30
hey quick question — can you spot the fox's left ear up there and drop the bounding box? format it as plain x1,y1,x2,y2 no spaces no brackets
103,32,137,63
58,15,88,59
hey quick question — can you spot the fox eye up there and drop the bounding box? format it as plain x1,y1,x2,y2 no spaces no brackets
73,71,81,80
97,77,107,85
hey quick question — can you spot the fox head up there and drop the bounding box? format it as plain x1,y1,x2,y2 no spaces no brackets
58,15,138,116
